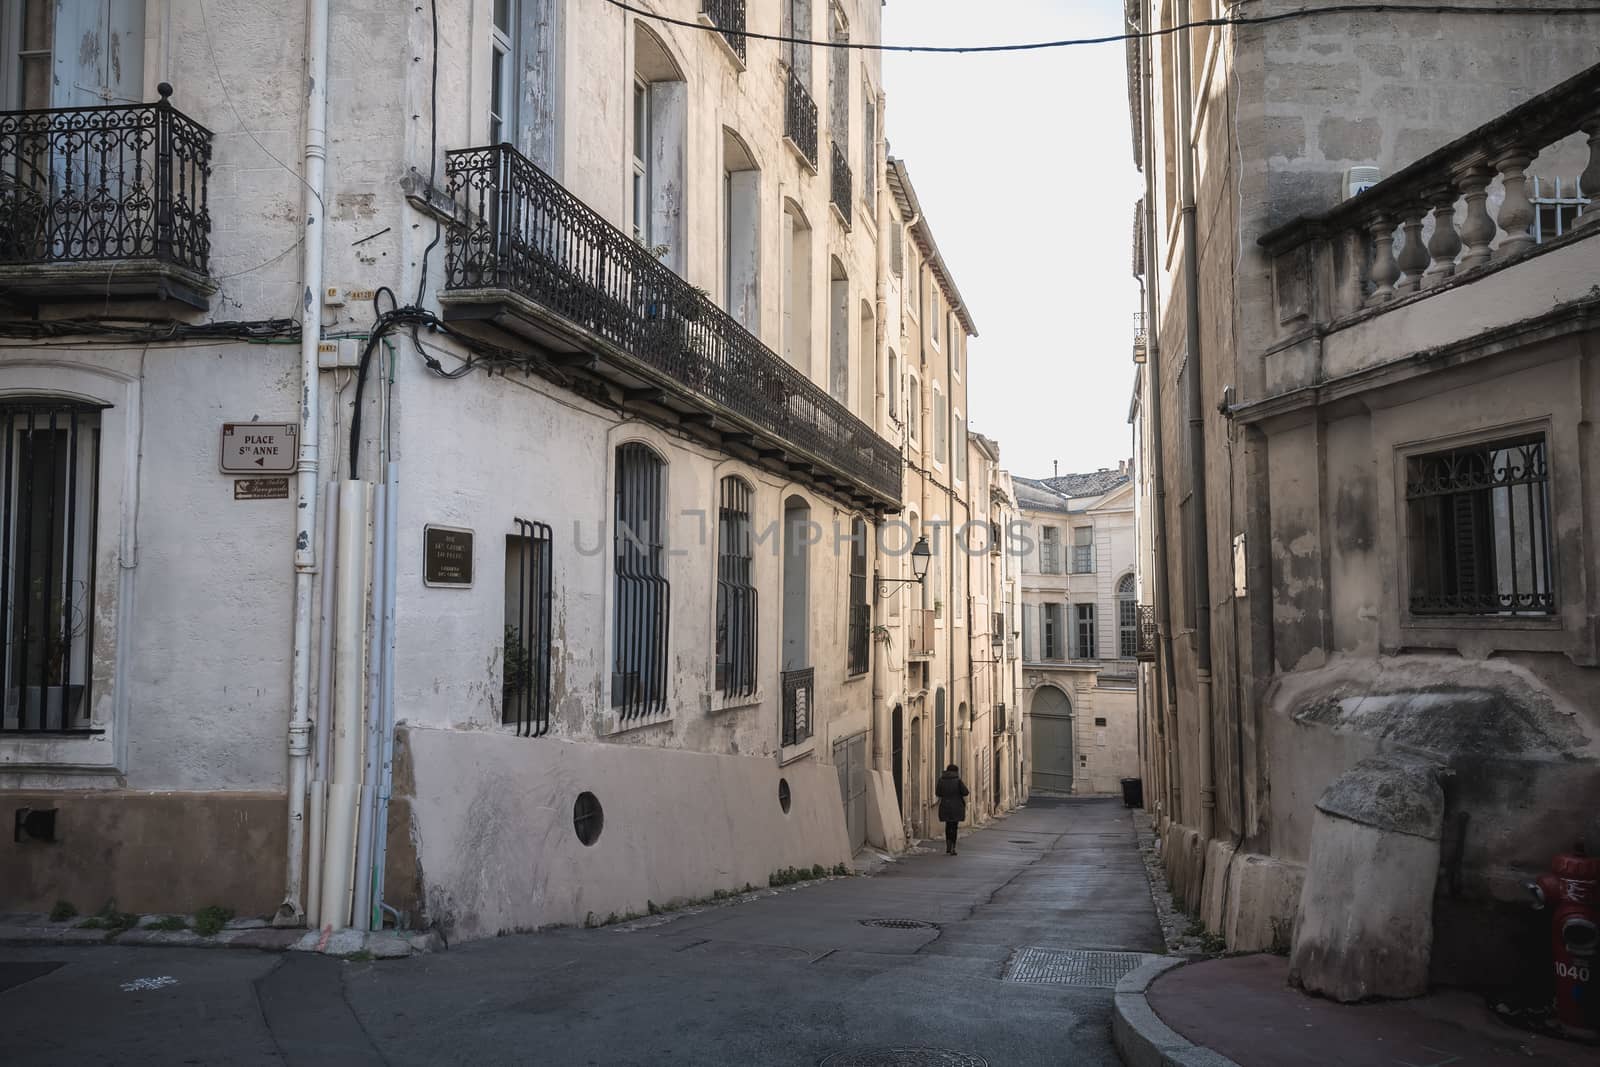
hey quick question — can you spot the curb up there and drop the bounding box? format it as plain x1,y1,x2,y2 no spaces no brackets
1113,956,1242,1067
0,918,441,959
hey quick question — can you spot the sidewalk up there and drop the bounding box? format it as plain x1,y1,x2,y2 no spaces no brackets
1121,953,1592,1067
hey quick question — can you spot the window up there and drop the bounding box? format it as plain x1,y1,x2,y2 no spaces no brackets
829,259,849,404
848,517,869,675
1021,602,1034,660
1117,574,1137,658
1043,603,1062,660
782,201,812,370
491,1,515,145
907,374,919,444
631,77,651,243
486,0,558,168
1530,175,1590,243
1,1,142,111
1041,526,1060,574
0,401,101,734
890,224,904,277
781,0,812,80
933,386,947,465
953,409,965,482
1406,433,1554,616
1076,603,1097,660
505,519,553,737
859,301,875,420
781,496,812,745
716,477,758,697
862,87,877,208
888,351,898,419
722,130,760,331
1071,526,1094,573
931,287,940,346
827,2,849,139
613,443,669,718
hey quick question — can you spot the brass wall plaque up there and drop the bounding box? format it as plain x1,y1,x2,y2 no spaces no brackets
424,525,474,587
234,477,290,500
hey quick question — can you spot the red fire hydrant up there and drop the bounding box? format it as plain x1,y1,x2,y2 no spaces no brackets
1528,842,1599,1036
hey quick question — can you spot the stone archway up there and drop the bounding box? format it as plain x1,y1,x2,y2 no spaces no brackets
1030,685,1074,794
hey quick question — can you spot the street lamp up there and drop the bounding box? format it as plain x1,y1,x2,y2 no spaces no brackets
876,535,931,599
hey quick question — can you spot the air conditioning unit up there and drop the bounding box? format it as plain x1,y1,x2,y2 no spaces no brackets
1344,166,1381,200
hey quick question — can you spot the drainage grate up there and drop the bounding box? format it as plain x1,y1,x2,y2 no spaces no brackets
819,1049,989,1067
858,918,937,930
1003,947,1153,988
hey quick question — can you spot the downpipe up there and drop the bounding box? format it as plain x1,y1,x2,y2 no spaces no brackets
305,480,340,930
372,460,401,927
871,98,889,776
278,0,330,926
352,481,387,930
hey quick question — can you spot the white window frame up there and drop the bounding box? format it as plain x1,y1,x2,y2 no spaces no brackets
490,0,517,145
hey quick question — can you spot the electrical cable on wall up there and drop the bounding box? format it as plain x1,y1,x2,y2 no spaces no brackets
603,0,1600,53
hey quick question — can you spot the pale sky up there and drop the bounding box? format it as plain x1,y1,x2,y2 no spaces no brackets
883,0,1144,482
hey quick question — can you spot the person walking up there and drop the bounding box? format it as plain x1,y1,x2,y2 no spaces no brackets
936,764,970,855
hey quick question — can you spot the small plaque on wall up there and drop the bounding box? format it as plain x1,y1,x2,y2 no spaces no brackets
424,525,474,587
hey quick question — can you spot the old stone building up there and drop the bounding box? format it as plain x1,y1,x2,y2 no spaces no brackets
1015,467,1140,797
0,0,1008,943
1129,0,1600,991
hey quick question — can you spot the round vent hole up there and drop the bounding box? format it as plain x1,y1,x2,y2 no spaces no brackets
573,791,603,846
779,777,792,814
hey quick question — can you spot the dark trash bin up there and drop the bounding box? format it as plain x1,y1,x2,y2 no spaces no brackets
1120,777,1144,809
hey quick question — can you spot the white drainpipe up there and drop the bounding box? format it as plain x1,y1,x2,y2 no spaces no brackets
279,0,330,925
322,483,373,929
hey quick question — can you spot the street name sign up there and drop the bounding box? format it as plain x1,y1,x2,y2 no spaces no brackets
221,422,298,475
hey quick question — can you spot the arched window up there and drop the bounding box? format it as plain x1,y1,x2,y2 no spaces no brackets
782,200,811,371
828,257,848,403
1117,573,1137,659
633,25,686,270
716,476,757,697
722,130,760,332
613,442,668,717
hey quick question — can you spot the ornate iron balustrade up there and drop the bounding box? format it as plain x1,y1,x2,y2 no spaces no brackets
1135,603,1157,661
0,85,211,276
702,0,746,63
781,667,814,746
784,69,818,168
830,141,851,226
443,143,900,503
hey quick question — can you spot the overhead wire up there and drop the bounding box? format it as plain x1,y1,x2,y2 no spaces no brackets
603,0,1600,53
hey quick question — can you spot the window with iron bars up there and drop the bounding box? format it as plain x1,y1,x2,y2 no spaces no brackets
505,520,553,737
0,400,101,734
613,443,670,717
847,517,870,676
1406,433,1554,617
1530,175,1589,244
716,476,757,697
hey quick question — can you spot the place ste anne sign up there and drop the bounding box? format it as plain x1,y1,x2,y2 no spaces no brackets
220,422,298,475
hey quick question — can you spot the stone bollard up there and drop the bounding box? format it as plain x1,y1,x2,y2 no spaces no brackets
1289,754,1446,1002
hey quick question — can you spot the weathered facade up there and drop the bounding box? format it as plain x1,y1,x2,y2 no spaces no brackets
1129,0,1600,988
0,0,1010,942
1015,469,1140,797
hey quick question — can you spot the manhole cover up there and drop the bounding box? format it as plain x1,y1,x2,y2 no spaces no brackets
1003,947,1153,987
858,918,937,930
819,1049,988,1067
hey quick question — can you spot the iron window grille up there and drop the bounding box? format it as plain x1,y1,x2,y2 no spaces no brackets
441,143,900,503
716,476,758,697
613,443,670,718
1117,575,1137,659
782,666,814,746
1406,434,1554,617
830,140,851,226
1135,603,1158,661
1530,175,1589,244
847,517,869,676
702,0,747,62
0,85,212,275
783,67,818,168
1076,603,1097,660
0,400,103,734
504,519,553,737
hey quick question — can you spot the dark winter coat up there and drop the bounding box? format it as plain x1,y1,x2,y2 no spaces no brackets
935,769,970,823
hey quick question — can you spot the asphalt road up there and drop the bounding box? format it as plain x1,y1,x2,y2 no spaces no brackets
1,796,1163,1066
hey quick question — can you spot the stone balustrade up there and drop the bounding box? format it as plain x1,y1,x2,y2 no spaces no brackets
1259,63,1599,335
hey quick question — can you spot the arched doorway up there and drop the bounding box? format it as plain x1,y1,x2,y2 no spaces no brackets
1030,686,1074,794
891,704,904,813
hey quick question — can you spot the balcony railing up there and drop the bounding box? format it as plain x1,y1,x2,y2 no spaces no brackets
1135,603,1157,661
1132,311,1148,364
1259,63,1600,340
702,0,746,63
781,667,813,747
0,84,213,307
442,143,901,505
830,141,852,226
784,70,818,169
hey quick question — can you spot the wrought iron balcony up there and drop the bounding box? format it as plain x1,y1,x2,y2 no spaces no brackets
702,0,746,63
441,143,901,508
0,84,213,308
784,69,818,169
781,667,813,747
830,141,852,227
1135,603,1157,661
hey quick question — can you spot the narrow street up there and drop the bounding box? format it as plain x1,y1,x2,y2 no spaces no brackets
1,797,1162,1066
